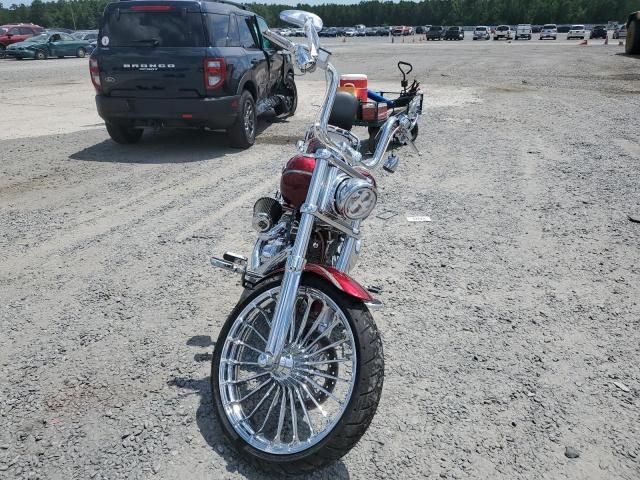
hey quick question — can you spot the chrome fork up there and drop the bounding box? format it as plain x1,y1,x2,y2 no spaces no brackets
258,150,331,368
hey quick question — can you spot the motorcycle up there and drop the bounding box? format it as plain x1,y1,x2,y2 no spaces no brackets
209,10,422,473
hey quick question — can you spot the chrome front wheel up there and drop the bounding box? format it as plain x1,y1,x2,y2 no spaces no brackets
211,275,384,474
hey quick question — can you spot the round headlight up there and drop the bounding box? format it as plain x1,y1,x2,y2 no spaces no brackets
334,178,378,220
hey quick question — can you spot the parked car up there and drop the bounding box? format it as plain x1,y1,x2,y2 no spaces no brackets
515,24,532,40
567,24,586,39
344,28,357,37
425,25,444,40
444,26,464,40
91,0,297,148
415,25,430,34
613,24,627,39
532,25,542,33
377,26,390,36
355,24,366,36
72,30,98,41
473,26,491,40
557,25,571,33
391,25,411,36
0,23,43,57
320,27,338,37
6,32,90,60
365,27,377,36
494,25,514,40
590,25,608,39
540,24,558,39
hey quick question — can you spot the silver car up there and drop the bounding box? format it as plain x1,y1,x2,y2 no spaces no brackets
540,23,557,40
473,26,491,40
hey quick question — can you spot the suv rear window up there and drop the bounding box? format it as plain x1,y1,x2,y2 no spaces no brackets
102,8,205,47
543,24,556,29
205,13,229,47
497,26,509,31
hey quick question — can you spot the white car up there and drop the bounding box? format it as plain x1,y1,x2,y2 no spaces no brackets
540,24,557,39
494,25,514,40
344,28,356,37
515,24,532,40
473,26,491,40
567,24,586,39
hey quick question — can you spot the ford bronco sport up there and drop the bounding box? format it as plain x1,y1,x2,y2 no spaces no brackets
91,0,297,148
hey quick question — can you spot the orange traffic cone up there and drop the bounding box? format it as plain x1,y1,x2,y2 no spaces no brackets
579,39,588,45
604,36,608,45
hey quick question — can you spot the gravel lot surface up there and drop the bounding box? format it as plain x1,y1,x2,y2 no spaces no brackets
1,37,639,480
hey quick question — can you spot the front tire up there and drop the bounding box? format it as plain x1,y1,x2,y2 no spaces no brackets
76,47,86,58
35,50,47,60
228,90,256,149
274,71,297,118
211,275,384,474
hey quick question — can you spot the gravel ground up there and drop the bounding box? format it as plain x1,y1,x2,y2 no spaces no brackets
1,37,639,480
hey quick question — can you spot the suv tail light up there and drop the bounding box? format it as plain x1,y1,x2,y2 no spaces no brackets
204,58,226,90
89,57,101,92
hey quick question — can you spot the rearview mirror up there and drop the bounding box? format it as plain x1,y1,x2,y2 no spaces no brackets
280,10,323,32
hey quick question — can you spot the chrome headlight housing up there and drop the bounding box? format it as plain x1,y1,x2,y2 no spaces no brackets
334,177,378,220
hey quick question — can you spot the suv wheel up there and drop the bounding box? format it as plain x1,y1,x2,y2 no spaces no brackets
274,72,297,118
627,17,640,55
106,123,143,144
228,90,256,149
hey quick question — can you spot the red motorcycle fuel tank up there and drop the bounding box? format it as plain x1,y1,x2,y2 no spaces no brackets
280,154,315,209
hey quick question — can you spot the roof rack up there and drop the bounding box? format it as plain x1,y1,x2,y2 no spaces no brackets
117,0,248,9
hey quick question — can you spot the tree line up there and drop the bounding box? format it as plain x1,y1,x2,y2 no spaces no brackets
1,0,635,31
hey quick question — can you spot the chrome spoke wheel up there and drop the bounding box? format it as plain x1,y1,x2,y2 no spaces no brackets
218,286,357,455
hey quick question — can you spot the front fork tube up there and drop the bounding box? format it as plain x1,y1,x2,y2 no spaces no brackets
259,154,330,368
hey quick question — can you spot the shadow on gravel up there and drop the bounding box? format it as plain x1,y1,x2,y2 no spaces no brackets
616,52,640,59
70,115,277,164
168,336,351,479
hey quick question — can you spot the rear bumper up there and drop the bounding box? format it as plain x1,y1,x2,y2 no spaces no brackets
95,94,241,129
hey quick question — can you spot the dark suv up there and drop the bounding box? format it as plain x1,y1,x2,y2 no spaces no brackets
0,24,43,57
425,26,444,40
444,26,464,40
91,0,297,148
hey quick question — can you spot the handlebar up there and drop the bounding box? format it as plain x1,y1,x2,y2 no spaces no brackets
264,15,420,173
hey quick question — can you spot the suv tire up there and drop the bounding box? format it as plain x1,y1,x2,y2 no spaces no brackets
106,123,143,144
228,90,256,149
627,16,640,55
274,72,297,118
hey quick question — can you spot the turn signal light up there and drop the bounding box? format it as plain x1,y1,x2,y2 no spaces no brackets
204,58,226,90
89,57,101,92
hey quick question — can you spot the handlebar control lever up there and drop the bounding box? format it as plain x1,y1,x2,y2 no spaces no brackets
383,152,400,173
